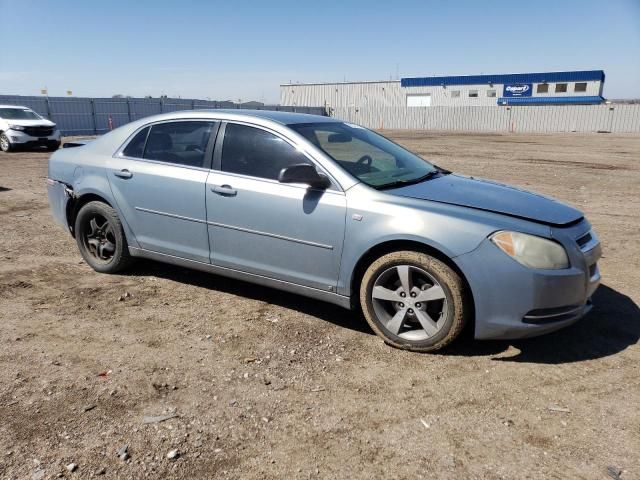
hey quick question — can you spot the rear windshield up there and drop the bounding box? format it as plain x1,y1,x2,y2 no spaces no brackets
0,108,42,120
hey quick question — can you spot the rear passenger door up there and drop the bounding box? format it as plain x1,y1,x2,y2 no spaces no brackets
108,120,218,263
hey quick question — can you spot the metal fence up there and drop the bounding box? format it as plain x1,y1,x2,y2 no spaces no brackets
0,95,326,135
331,104,640,133
4,94,639,135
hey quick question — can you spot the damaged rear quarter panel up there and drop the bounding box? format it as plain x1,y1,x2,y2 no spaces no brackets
47,144,140,247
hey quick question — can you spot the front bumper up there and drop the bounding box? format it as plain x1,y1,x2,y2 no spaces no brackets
7,129,61,147
455,223,601,340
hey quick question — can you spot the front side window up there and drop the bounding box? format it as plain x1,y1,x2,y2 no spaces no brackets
220,123,311,180
0,108,42,120
555,83,568,93
143,121,214,167
290,122,439,189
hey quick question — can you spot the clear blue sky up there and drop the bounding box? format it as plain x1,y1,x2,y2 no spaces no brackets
1,0,638,102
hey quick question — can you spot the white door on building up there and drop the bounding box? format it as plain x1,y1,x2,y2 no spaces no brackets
406,94,432,107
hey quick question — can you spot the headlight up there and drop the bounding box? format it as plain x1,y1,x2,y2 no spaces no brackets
9,125,25,131
491,231,569,269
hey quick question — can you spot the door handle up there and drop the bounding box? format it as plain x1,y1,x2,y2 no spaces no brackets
113,169,133,179
211,184,237,196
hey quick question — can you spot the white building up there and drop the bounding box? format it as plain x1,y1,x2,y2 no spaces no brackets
281,70,605,110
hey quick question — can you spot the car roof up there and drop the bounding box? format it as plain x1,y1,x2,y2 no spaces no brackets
180,109,336,125
144,108,332,125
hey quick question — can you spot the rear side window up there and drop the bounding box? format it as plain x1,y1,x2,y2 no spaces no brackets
143,121,215,167
220,123,310,180
122,127,149,158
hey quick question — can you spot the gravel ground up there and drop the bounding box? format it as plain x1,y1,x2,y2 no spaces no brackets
0,132,638,479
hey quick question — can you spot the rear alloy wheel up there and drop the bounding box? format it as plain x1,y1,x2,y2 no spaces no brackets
0,133,12,152
75,201,133,273
360,251,467,352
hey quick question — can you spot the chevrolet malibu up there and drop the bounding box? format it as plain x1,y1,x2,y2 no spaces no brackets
47,110,601,352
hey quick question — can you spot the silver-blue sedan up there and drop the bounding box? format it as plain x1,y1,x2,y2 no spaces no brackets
47,110,601,352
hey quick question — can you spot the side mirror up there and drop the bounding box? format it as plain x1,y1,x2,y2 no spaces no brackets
278,164,331,189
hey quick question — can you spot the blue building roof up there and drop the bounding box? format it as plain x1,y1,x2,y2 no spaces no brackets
401,70,605,87
497,96,604,106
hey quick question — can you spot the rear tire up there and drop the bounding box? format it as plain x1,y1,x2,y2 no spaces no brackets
359,250,467,352
74,201,133,273
0,133,13,152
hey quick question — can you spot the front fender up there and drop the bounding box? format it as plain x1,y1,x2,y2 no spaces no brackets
338,184,552,297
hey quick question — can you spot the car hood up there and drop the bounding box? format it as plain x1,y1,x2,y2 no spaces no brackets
3,119,56,127
386,174,583,226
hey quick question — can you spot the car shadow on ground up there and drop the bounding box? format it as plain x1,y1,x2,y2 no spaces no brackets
128,261,639,364
0,186,11,192
129,260,373,335
443,285,640,364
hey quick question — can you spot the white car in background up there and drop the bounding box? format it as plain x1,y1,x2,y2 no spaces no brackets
0,105,61,152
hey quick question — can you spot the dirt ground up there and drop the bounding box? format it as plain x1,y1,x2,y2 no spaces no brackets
0,131,639,480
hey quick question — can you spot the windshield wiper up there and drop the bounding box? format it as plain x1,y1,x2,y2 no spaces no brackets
375,170,443,190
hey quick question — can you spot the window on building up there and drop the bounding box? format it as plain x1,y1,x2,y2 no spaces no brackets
143,121,215,167
220,123,311,180
451,90,461,98
468,90,479,98
555,83,568,93
122,127,150,158
406,94,431,107
574,82,587,93
487,90,496,98
537,83,549,94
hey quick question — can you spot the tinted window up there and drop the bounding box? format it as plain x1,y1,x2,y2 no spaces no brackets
555,83,568,93
575,82,587,92
220,123,310,180
537,83,549,93
143,121,215,167
122,127,149,158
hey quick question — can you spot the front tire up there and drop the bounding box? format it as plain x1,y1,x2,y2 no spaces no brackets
74,201,133,273
360,251,467,352
0,133,13,152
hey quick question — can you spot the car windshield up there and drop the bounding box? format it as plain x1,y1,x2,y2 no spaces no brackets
289,122,439,188
0,108,42,120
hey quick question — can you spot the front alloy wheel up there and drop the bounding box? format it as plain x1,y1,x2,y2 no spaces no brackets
0,133,12,152
360,251,467,352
